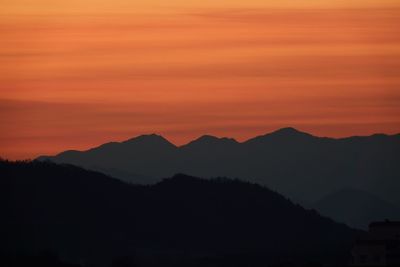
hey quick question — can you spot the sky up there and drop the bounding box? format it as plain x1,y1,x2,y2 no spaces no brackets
1,0,400,159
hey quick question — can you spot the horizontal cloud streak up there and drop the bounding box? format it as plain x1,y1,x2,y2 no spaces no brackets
1,5,400,159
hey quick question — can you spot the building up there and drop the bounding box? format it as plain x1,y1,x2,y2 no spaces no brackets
351,221,400,266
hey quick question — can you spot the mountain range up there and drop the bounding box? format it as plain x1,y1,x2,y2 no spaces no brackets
0,160,359,266
37,127,400,228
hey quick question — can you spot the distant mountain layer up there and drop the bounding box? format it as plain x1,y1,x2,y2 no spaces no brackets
37,127,400,208
315,188,400,229
0,160,358,266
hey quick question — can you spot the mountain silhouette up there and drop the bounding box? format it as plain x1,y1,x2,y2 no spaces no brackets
37,127,400,227
244,127,314,144
315,188,400,229
122,134,177,149
1,160,359,266
182,135,238,148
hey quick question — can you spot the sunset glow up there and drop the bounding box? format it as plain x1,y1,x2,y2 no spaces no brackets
1,0,400,159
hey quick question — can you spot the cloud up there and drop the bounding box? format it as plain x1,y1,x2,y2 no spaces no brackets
1,6,400,159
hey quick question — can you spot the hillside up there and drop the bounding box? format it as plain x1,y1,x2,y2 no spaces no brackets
0,160,358,266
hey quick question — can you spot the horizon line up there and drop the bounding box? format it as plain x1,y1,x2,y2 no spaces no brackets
26,127,399,159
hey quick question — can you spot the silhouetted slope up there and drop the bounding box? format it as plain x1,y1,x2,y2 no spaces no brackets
181,135,239,150
38,134,178,183
38,128,400,208
243,127,314,145
315,188,400,229
1,160,358,266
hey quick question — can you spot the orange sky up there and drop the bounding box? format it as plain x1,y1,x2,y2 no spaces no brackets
1,0,400,159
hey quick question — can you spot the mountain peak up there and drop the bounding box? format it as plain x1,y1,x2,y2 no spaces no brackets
182,135,238,148
244,127,314,145
197,134,237,143
272,127,306,135
123,134,176,148
266,127,314,139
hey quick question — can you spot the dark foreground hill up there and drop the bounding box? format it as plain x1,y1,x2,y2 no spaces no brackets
0,160,359,267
